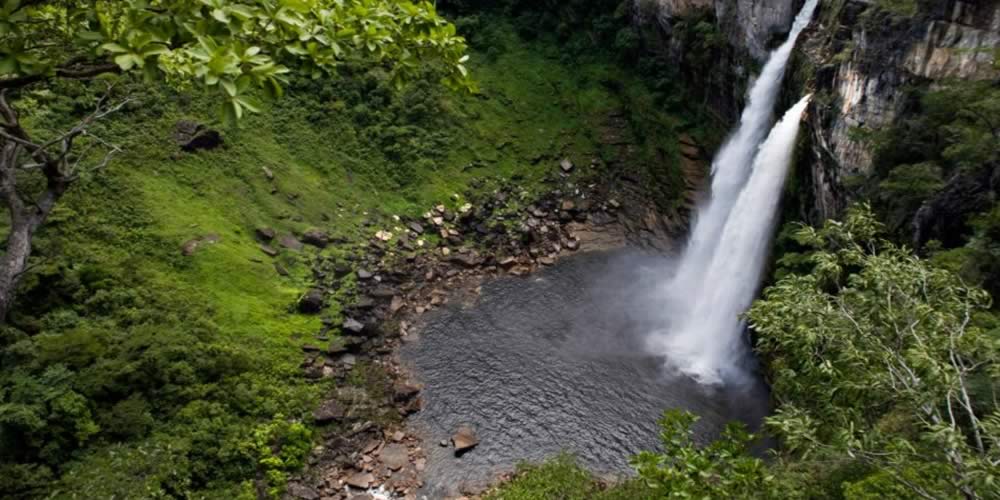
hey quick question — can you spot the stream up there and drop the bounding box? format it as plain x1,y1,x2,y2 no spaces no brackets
401,249,770,497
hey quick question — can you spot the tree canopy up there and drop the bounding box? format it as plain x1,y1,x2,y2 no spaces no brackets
1,0,472,122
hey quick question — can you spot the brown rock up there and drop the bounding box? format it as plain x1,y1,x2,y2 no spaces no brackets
345,472,374,489
379,443,409,471
452,426,479,453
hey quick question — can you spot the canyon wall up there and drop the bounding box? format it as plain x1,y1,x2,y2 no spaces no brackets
636,0,1000,222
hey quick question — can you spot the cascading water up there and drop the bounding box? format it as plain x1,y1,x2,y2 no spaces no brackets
648,0,819,385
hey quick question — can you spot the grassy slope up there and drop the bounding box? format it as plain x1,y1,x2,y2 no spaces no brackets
3,19,684,498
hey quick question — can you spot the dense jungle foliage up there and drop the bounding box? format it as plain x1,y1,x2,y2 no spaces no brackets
0,0,698,497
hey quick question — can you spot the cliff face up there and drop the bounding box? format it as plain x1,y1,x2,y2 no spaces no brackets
800,0,1000,219
636,0,1000,221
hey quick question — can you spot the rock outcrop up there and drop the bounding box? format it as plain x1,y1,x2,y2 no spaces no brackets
634,0,1000,222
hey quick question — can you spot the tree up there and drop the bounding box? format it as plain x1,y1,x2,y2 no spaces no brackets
748,205,1000,499
0,0,470,320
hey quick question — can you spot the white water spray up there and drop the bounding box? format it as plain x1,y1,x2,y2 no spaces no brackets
647,0,819,385
653,96,812,384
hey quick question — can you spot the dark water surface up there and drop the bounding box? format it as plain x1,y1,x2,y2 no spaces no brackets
401,249,770,497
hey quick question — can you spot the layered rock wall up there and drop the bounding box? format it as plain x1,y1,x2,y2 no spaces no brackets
635,0,1000,221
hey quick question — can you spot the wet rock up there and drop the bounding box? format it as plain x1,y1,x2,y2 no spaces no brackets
345,472,374,489
255,227,276,241
452,426,479,453
342,317,365,335
379,443,409,471
302,229,330,248
298,289,325,314
313,400,345,423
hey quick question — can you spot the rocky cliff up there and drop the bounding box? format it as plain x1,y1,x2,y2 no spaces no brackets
636,0,1000,221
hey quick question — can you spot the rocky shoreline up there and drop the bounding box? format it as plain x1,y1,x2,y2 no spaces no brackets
281,137,706,500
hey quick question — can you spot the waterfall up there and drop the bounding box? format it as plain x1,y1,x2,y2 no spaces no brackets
646,0,819,385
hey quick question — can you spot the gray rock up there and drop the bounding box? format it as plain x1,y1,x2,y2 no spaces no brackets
313,400,345,423
259,244,279,257
407,222,425,234
255,227,276,241
357,269,374,280
559,158,574,172
342,317,365,334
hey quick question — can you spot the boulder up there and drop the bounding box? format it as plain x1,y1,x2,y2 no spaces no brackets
298,289,324,314
313,400,345,423
452,426,479,453
301,229,330,248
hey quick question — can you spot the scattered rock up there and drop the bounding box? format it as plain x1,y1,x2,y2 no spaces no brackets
298,289,325,314
302,229,330,248
260,244,279,257
286,482,319,500
390,296,405,314
379,443,409,471
375,230,393,241
345,472,374,489
342,317,365,334
313,400,345,423
279,234,304,252
261,166,274,181
407,222,425,234
559,158,574,173
449,253,481,268
393,382,420,402
561,200,576,211
452,426,479,453
357,269,374,280
255,227,276,241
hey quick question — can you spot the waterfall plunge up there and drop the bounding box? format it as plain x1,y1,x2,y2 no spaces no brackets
646,0,818,385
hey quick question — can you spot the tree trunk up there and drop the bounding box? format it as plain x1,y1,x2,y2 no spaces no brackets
0,214,34,321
